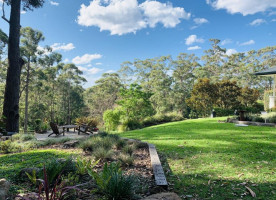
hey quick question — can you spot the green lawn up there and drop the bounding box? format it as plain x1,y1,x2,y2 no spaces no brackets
0,149,76,194
118,118,276,199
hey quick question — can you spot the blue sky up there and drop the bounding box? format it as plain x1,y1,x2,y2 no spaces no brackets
0,0,276,88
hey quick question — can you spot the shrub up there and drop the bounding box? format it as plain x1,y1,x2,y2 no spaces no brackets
88,162,134,200
213,107,235,117
75,157,99,176
142,112,184,127
0,140,23,153
189,110,198,119
120,118,142,131
75,116,98,127
103,109,123,131
12,133,36,141
93,147,114,160
43,157,76,185
115,139,126,150
79,135,117,152
122,145,135,156
118,154,134,166
267,115,276,123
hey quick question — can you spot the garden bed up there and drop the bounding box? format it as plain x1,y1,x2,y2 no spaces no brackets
0,133,167,199
226,118,276,127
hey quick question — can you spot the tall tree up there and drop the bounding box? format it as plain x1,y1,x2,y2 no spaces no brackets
172,53,200,114
85,73,122,118
2,0,44,133
20,27,44,132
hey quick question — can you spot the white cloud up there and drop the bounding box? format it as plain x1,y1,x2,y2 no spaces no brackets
249,19,266,26
21,10,27,14
78,66,103,75
187,46,201,50
240,40,255,46
51,43,75,51
185,35,204,45
226,48,237,56
272,19,276,22
221,39,232,45
77,0,190,35
106,70,116,73
194,18,208,25
50,1,59,6
72,54,102,65
95,62,103,65
207,0,276,16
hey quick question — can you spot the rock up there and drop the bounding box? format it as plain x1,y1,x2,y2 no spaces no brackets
63,140,79,148
143,192,181,200
0,179,10,200
19,167,41,180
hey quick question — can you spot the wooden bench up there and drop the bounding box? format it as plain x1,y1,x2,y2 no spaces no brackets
77,124,98,135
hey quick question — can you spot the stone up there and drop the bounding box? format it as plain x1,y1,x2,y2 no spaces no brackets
0,179,10,200
143,192,181,200
19,167,41,180
63,140,79,148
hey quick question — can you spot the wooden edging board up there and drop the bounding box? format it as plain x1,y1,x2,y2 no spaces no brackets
148,143,168,187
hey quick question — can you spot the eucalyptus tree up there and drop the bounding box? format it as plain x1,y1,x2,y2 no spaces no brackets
57,63,86,124
147,56,173,113
85,73,122,118
2,0,45,132
172,53,200,115
20,27,44,132
198,39,226,82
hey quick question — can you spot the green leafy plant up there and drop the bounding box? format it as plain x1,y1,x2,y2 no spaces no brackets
88,162,134,200
75,157,99,176
20,165,82,200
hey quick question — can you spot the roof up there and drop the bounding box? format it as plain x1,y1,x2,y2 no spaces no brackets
254,66,276,76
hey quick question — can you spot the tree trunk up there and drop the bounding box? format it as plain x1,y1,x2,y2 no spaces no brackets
24,58,30,133
3,0,22,133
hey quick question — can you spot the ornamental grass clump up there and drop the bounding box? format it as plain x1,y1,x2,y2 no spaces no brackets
88,162,134,200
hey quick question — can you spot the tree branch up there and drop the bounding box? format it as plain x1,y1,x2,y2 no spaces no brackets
1,1,10,24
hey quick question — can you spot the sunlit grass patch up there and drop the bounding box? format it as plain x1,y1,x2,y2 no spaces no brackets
118,117,276,199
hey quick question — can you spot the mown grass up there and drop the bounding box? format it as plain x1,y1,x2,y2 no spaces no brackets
118,117,276,199
0,149,78,194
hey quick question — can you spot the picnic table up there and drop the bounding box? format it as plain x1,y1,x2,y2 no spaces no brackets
61,125,78,133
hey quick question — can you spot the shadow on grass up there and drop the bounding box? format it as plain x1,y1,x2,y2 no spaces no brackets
159,151,276,200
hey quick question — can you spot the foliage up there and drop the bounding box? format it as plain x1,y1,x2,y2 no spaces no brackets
186,78,217,116
75,116,98,127
239,86,260,107
88,162,134,200
93,147,114,160
213,107,235,117
84,73,122,119
0,149,76,195
142,112,184,127
43,157,76,185
103,109,123,131
75,157,99,176
215,80,241,109
118,154,134,166
122,145,135,156
19,165,81,200
115,139,127,150
118,84,154,120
